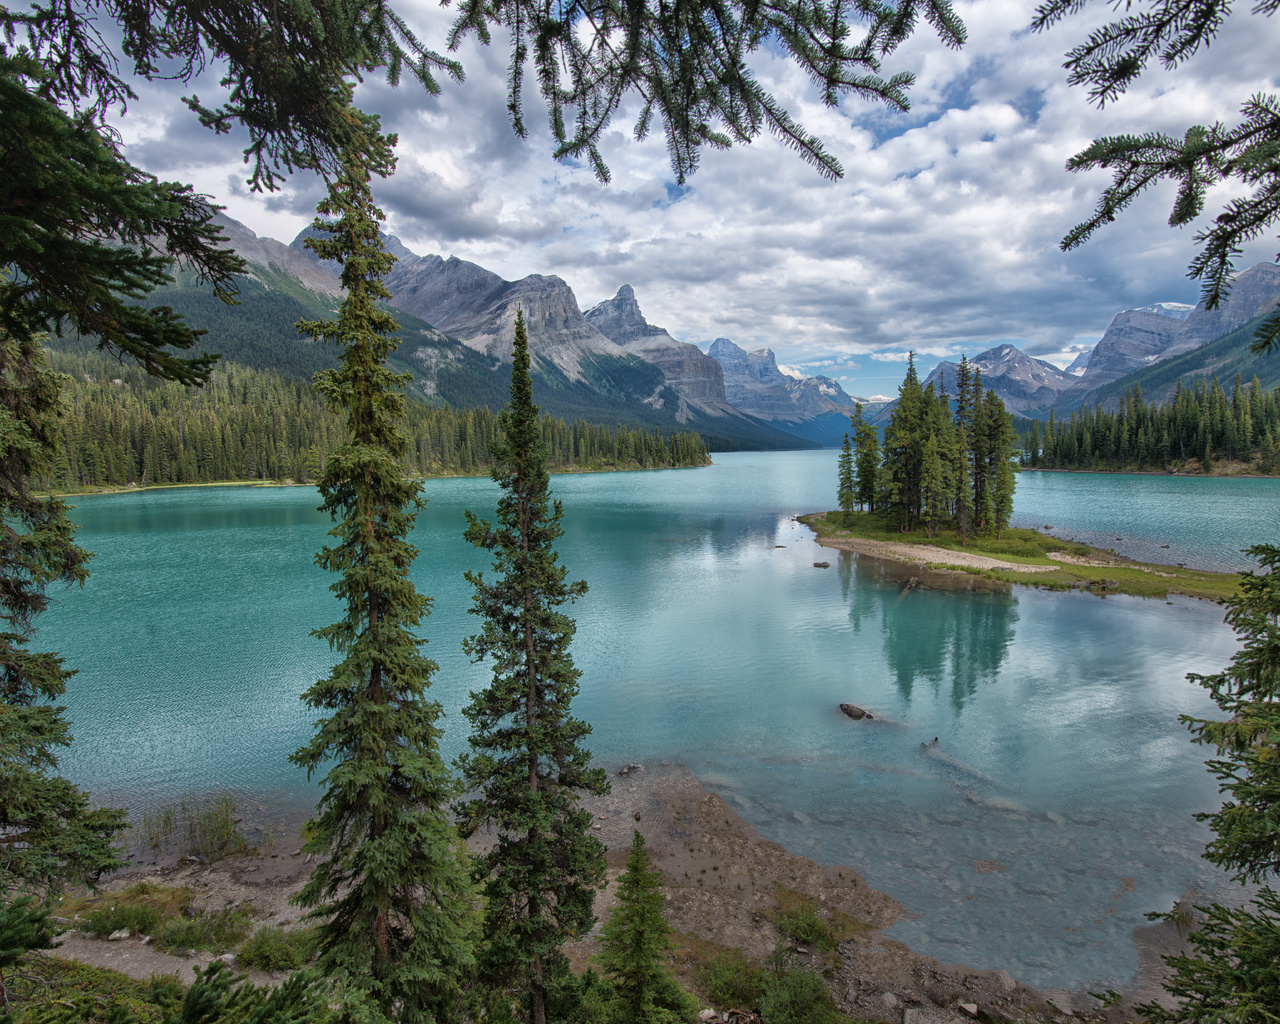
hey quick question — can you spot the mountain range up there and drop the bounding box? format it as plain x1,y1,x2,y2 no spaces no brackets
897,262,1280,424
184,216,864,449
137,217,1280,446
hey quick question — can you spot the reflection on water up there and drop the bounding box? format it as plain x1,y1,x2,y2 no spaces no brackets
839,553,1018,709
41,452,1263,992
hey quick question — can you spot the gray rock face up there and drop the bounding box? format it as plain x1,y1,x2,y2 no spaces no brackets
1066,309,1184,392
381,251,621,380
786,375,858,417
709,339,799,418
1064,348,1092,376
216,215,342,297
585,286,729,405
1061,262,1280,401
708,339,859,421
1163,262,1280,357
924,345,1075,413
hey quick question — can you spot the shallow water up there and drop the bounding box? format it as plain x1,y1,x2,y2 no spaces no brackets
1012,469,1280,571
40,451,1276,990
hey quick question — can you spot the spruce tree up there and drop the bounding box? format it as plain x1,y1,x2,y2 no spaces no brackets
920,433,949,538
0,330,128,896
851,405,881,513
1140,545,1280,1024
837,433,856,514
883,353,926,530
289,123,475,1022
597,831,696,1024
457,309,608,1024
993,457,1016,538
952,357,975,541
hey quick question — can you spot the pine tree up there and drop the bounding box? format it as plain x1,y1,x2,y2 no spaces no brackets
1140,546,1280,1024
883,353,926,530
851,404,881,512
837,433,855,514
993,457,1016,538
920,432,949,539
0,330,128,900
597,831,696,1024
457,309,608,1024
289,125,475,1022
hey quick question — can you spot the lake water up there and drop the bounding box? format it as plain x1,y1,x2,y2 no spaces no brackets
39,453,1277,991
1012,470,1280,572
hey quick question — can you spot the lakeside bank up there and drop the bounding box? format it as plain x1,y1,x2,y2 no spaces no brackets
48,764,1182,1024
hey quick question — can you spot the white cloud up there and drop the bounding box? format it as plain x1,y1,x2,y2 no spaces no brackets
109,0,1280,399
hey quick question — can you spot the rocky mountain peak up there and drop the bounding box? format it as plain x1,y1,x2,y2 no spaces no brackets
584,285,669,345
924,345,1075,413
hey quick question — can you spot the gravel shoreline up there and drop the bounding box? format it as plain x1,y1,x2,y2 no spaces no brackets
52,763,1187,1022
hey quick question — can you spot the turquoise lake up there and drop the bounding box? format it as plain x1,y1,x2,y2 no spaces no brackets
39,453,1278,992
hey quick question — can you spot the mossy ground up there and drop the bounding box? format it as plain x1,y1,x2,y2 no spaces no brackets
802,511,1242,602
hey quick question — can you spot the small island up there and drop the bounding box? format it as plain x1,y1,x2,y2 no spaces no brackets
800,511,1241,602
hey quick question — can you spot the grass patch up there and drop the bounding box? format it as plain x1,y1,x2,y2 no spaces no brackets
53,881,254,953
132,790,248,862
236,925,319,972
767,887,869,953
154,906,255,953
62,881,195,937
803,511,1241,602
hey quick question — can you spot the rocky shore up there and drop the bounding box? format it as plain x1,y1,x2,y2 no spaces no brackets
51,764,1187,1023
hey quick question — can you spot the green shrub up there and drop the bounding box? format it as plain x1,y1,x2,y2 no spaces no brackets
84,904,161,937
236,925,318,971
760,952,854,1024
697,949,765,1008
154,907,253,952
767,887,867,952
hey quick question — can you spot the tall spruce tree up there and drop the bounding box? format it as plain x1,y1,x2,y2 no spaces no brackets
289,122,475,1022
883,353,926,530
952,357,975,541
920,432,949,538
457,310,608,1024
0,329,128,895
837,433,856,514
597,831,696,1024
1140,545,1280,1024
851,404,881,512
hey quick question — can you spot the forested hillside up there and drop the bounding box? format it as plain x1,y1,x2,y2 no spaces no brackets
1022,374,1280,473
112,272,813,452
42,351,710,491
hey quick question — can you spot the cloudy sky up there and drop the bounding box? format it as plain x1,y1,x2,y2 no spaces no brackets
114,1,1280,401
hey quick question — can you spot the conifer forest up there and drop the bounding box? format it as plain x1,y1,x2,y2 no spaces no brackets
39,351,711,492
1020,375,1280,473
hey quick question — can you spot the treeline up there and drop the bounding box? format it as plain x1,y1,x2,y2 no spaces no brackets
839,354,1017,536
40,351,710,491
1024,373,1280,473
